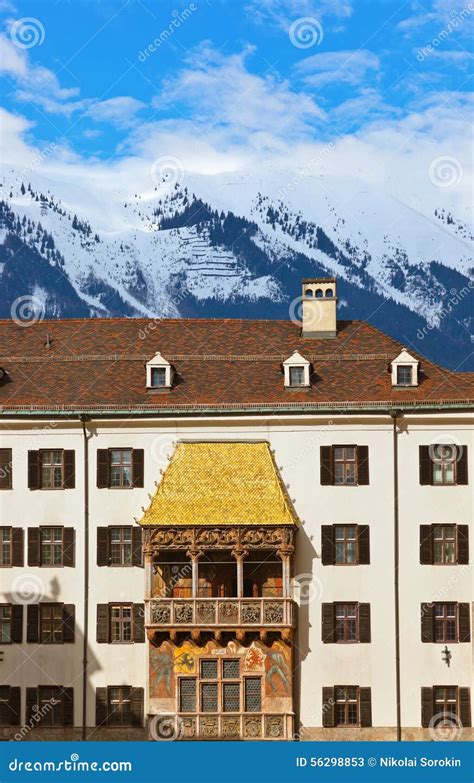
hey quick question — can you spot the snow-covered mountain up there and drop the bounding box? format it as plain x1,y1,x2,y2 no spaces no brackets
0,164,472,370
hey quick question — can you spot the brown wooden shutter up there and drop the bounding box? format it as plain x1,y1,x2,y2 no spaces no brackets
321,603,334,643
63,528,75,567
97,527,109,566
11,604,23,643
458,603,470,642
132,449,144,488
0,448,12,489
320,446,333,485
421,687,433,727
357,525,370,565
322,687,335,727
359,687,372,727
133,604,145,642
9,687,21,726
63,450,75,489
321,525,335,565
62,604,75,643
63,688,74,725
27,527,40,567
359,603,371,643
420,603,433,642
12,527,24,566
28,451,40,490
132,526,143,567
457,446,468,485
95,687,108,726
356,446,369,485
26,687,38,723
419,525,433,565
97,449,109,488
26,604,39,643
459,688,471,728
457,525,469,565
419,446,432,485
130,687,144,726
96,604,109,643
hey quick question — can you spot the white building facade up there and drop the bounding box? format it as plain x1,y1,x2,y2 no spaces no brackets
0,279,472,741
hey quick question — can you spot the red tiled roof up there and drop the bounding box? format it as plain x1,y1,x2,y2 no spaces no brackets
0,317,472,412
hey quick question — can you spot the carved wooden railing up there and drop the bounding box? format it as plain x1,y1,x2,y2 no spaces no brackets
149,712,293,741
146,597,295,628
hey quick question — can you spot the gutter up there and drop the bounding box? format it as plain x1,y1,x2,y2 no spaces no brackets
80,415,90,741
389,409,402,742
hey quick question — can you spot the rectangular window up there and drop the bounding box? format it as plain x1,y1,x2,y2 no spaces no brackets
333,447,357,485
334,603,358,642
110,605,132,643
151,367,166,388
433,525,456,564
335,686,359,726
109,527,132,566
40,604,63,644
334,526,357,564
200,660,218,680
37,686,64,726
432,445,457,485
223,682,240,712
0,449,12,489
222,659,240,679
0,605,11,643
396,365,412,386
201,683,218,713
244,678,262,712
433,687,458,721
40,450,64,489
40,527,63,566
1,528,12,566
289,366,305,387
107,686,131,726
179,678,196,713
0,686,14,725
109,450,132,488
434,603,458,643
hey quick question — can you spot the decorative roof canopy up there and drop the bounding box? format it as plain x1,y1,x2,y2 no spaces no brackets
139,441,299,527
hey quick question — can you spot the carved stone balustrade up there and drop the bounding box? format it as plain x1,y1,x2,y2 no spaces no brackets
146,597,295,629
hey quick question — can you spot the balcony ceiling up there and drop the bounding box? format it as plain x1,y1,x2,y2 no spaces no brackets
139,441,299,527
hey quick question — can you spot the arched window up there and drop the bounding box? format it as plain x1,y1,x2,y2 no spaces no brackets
315,289,323,298
305,289,314,298
325,289,334,297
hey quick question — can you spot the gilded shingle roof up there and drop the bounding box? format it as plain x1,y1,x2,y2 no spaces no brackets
139,442,298,527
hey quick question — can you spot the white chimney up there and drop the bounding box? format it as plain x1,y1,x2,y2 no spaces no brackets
301,278,337,338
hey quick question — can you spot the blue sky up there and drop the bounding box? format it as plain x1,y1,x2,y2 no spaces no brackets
1,0,472,155
0,0,471,216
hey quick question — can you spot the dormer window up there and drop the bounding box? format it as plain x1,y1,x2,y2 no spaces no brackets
146,352,173,391
391,349,419,387
283,351,311,389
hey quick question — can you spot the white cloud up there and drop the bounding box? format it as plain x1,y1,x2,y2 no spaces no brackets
86,96,146,128
248,0,353,30
294,49,380,87
0,32,27,76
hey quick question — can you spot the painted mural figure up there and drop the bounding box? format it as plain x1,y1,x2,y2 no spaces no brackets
266,649,290,694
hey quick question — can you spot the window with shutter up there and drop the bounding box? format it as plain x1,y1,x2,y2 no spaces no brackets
132,449,144,488
27,451,40,490
36,686,70,726
0,449,12,489
0,686,19,726
12,528,23,567
334,526,357,564
322,687,335,727
458,603,470,643
0,527,12,566
27,528,40,567
96,527,109,566
40,604,64,644
11,604,23,643
107,686,132,726
457,526,469,565
335,686,359,726
0,605,12,643
321,603,335,643
321,525,335,565
26,604,39,643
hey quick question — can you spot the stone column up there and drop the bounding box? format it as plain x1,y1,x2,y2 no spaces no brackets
232,548,248,598
144,547,154,600
187,549,202,598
